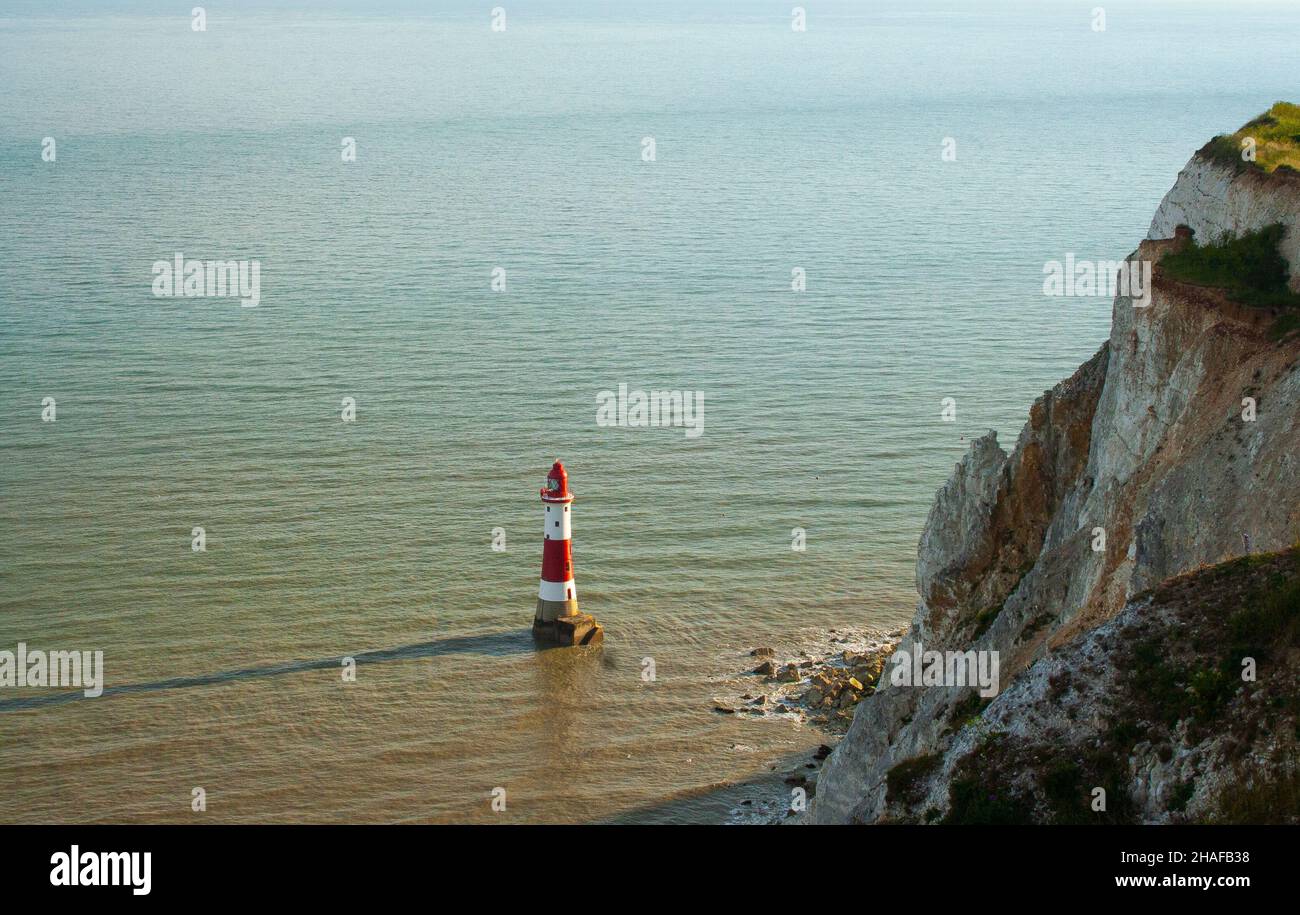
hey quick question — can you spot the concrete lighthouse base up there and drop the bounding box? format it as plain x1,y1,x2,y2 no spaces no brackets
532,603,604,647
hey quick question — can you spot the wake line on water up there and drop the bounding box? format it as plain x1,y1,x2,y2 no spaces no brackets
0,630,533,712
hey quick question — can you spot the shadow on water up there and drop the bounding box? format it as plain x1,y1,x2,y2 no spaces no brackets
599,745,826,825
0,629,535,713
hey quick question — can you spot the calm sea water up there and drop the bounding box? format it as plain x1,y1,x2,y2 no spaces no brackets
2,0,1298,823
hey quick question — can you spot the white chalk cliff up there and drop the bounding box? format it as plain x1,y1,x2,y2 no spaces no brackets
811,131,1300,824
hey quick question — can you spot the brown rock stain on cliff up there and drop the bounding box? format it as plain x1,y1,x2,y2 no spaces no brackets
1056,266,1300,645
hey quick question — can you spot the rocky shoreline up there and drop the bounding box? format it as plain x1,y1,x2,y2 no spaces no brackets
714,627,902,731
709,626,903,823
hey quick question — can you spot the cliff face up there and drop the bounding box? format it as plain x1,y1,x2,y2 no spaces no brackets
812,146,1300,825
1150,154,1300,291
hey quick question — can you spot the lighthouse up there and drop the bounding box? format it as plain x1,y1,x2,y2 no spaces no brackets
533,460,603,646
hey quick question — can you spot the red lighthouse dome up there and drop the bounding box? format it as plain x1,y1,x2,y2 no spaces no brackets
541,460,572,502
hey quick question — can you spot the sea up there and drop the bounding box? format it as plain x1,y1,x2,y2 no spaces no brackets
2,0,1298,823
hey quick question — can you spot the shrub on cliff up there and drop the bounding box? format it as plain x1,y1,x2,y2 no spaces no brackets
885,752,942,807
937,549,1300,824
1159,223,1300,318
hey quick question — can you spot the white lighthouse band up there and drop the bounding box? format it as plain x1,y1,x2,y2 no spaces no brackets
539,578,578,603
543,501,572,540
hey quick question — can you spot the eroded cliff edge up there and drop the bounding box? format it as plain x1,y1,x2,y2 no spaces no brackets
812,129,1300,824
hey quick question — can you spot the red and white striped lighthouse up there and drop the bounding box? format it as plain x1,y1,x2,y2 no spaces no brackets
533,460,603,646
537,459,578,619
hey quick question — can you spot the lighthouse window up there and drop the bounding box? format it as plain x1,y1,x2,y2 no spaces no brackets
554,520,560,528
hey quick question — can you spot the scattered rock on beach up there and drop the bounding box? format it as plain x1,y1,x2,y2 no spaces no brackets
716,627,902,736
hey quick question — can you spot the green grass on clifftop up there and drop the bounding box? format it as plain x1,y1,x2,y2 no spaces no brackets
1202,102,1300,174
1159,224,1300,336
